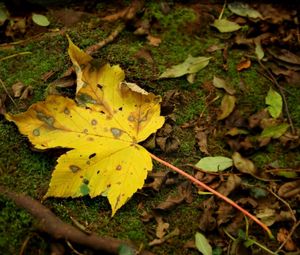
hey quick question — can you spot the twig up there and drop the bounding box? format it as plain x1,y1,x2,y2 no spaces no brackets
66,241,84,255
149,153,274,238
85,24,125,55
275,220,300,253
0,185,154,255
0,78,17,108
0,52,31,62
257,59,295,134
267,188,297,222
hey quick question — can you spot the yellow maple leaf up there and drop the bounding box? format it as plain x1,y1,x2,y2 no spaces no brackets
6,38,165,215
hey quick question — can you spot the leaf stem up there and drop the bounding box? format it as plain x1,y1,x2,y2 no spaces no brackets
149,153,274,238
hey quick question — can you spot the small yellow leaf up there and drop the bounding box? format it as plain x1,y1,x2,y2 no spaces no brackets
217,94,236,120
6,38,165,215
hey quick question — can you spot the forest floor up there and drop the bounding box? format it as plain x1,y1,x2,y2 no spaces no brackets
0,1,299,255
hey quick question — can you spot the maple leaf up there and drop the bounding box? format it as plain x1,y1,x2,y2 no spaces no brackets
6,38,165,215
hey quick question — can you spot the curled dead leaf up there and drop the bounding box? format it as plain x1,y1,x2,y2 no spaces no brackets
236,58,251,71
155,216,169,239
217,174,241,196
278,180,300,198
12,81,26,98
232,152,257,176
195,128,209,155
277,228,297,251
155,182,193,211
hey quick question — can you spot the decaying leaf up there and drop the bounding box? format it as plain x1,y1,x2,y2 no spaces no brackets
217,174,241,196
148,228,180,246
236,58,251,71
155,216,169,239
155,182,193,211
261,123,289,139
278,180,300,198
6,38,165,215
195,232,212,255
277,228,297,251
228,2,262,19
217,95,236,120
12,81,26,98
195,156,233,172
268,49,300,65
232,152,257,175
265,88,282,118
255,208,276,226
195,129,209,155
212,76,236,95
159,55,210,79
212,19,241,33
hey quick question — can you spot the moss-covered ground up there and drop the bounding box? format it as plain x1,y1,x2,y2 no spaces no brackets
0,2,299,255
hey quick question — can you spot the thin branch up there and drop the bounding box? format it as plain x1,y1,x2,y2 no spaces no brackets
149,153,274,238
257,59,295,134
85,24,125,55
0,185,154,255
0,78,17,108
0,51,31,62
267,188,297,223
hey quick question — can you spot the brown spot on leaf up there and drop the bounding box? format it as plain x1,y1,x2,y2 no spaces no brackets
118,107,123,111
33,128,40,136
111,128,122,138
128,115,135,122
97,84,103,90
87,137,94,141
64,107,70,114
97,170,100,174
86,161,90,165
91,119,97,125
83,178,89,185
107,183,111,188
116,181,121,185
69,165,81,173
89,153,96,159
116,165,122,171
83,129,88,134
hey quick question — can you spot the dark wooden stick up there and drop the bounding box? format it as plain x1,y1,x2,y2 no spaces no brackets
0,185,154,255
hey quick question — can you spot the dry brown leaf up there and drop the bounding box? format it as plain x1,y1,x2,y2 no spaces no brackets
237,58,251,71
20,86,33,100
277,228,297,251
147,35,162,47
144,171,170,191
155,216,169,239
195,127,209,155
199,197,217,232
148,228,180,246
278,180,300,198
232,152,257,175
217,201,235,226
248,109,269,128
155,182,193,210
217,174,241,196
134,48,154,63
12,81,26,98
268,48,300,65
